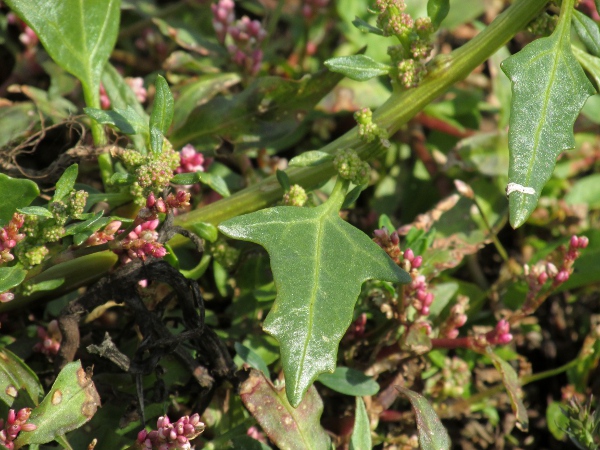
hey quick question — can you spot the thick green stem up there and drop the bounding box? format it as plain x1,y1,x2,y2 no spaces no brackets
171,0,548,243
82,82,106,146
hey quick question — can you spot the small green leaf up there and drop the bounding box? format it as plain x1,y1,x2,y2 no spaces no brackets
63,212,106,237
17,206,53,218
485,347,529,432
352,17,384,35
191,222,218,243
14,361,101,447
325,55,391,81
572,10,600,57
27,279,65,293
150,126,164,156
150,75,174,135
0,347,44,407
4,0,120,109
573,46,600,90
350,397,372,450
276,170,291,192
427,0,450,29
83,107,142,135
288,151,333,167
395,386,451,450
0,266,27,293
240,369,331,450
501,1,595,227
171,172,199,185
317,367,379,396
235,342,270,375
54,164,78,202
546,401,568,440
342,185,366,209
197,172,231,197
219,180,409,406
0,174,39,226
109,173,136,186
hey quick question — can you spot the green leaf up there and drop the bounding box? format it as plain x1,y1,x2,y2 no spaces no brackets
501,2,595,228
4,0,120,109
240,369,331,450
572,10,600,57
0,347,44,407
14,361,101,447
150,75,174,135
0,173,39,226
83,107,141,135
27,279,66,293
351,17,384,35
0,267,27,293
427,0,450,29
109,172,136,186
150,126,164,156
395,386,451,450
317,367,379,396
485,347,528,432
234,342,270,375
17,206,53,218
276,170,291,192
170,70,343,151
190,222,218,243
288,151,334,168
325,55,391,81
546,401,569,440
54,164,78,202
197,172,231,197
573,46,600,90
350,397,371,450
219,180,410,406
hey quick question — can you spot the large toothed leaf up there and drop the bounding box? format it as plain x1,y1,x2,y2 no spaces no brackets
4,0,120,109
240,369,331,450
219,182,409,406
501,0,595,228
14,361,101,447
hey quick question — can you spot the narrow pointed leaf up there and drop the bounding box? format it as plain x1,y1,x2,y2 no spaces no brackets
54,164,78,202
150,75,174,135
396,386,451,450
350,397,371,450
501,2,595,228
4,0,120,108
325,55,391,81
240,369,331,450
572,10,600,57
486,347,529,432
0,348,44,407
14,361,101,447
219,183,409,406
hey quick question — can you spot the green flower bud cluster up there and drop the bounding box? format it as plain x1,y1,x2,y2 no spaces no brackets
354,108,388,144
333,149,370,186
282,184,308,207
561,397,599,450
527,12,558,36
424,356,470,400
119,145,180,206
209,239,241,270
375,1,435,90
15,189,88,269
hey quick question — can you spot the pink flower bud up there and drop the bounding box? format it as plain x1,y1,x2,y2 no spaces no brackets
570,235,579,249
137,430,148,443
403,248,414,262
412,255,423,268
578,236,589,248
537,272,548,285
7,409,15,425
555,270,570,283
20,423,37,432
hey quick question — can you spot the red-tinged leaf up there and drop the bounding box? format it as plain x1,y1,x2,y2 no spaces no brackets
485,347,528,432
395,386,451,450
240,369,331,450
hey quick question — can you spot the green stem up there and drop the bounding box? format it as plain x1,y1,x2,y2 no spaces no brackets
170,0,548,245
472,197,509,262
82,83,106,146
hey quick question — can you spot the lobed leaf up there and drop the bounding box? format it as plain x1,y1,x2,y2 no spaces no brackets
486,347,529,432
324,55,391,81
501,2,595,227
4,0,120,108
14,361,101,447
395,386,451,450
219,181,409,406
239,369,331,449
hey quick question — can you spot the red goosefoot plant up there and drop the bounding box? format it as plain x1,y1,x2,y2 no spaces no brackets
0,0,600,448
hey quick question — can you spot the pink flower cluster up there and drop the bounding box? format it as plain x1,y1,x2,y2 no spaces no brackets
484,319,513,346
126,77,148,103
86,220,122,247
112,219,166,264
176,144,205,174
32,320,62,356
0,408,37,449
138,192,191,222
406,273,433,316
211,0,266,75
438,296,468,339
136,414,205,450
373,227,401,263
1,213,25,265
